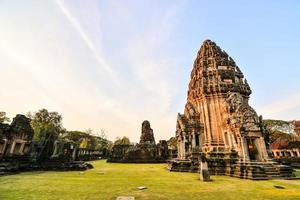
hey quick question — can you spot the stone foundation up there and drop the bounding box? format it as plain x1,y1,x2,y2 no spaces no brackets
168,158,295,180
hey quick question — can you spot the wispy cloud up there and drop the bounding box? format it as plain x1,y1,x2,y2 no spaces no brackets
55,0,120,86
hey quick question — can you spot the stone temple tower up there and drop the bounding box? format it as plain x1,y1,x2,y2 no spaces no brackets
169,40,294,179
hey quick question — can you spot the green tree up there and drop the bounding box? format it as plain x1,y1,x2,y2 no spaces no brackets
0,112,10,123
64,129,111,152
28,109,64,142
114,136,130,145
64,130,89,146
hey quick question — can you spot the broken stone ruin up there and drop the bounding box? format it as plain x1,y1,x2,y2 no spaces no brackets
0,114,93,175
108,120,169,163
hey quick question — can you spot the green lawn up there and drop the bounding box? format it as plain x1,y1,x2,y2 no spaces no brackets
0,160,299,200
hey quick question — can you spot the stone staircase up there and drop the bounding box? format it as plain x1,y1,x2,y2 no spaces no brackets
229,161,296,180
167,159,199,173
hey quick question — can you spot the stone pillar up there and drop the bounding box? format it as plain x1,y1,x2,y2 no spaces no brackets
208,97,218,146
296,149,300,157
52,141,58,156
10,140,16,155
203,99,212,146
19,142,26,155
241,138,249,161
0,139,7,154
72,148,77,161
259,137,269,160
192,131,196,148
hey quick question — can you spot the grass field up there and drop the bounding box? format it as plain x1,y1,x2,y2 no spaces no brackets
0,160,299,200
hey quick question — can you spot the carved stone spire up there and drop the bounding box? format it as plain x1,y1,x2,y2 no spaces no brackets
178,39,266,156
173,39,294,179
187,40,251,102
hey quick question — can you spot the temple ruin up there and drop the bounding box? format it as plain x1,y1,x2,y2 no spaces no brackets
108,120,169,163
168,40,295,179
0,115,34,161
265,120,300,168
0,114,93,175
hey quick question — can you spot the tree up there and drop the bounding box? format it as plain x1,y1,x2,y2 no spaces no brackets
0,112,10,123
64,129,111,152
28,109,64,142
64,130,89,146
114,136,130,145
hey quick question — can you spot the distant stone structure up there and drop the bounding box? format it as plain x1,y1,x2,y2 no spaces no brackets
0,115,34,160
0,114,93,175
108,120,169,163
140,120,155,144
265,120,300,168
168,40,294,179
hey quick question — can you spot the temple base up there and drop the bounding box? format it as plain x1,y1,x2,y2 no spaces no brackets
168,152,296,180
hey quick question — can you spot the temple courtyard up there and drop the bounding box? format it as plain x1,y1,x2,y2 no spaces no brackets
0,160,299,200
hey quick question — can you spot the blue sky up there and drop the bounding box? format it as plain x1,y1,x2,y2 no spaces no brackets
0,0,299,142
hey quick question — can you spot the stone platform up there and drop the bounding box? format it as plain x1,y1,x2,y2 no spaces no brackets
168,158,296,180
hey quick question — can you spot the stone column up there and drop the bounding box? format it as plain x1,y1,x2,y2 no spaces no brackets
296,150,300,157
10,140,16,155
203,98,212,146
259,137,269,160
208,97,218,146
0,139,7,154
192,131,196,148
19,142,26,155
241,138,249,161
215,96,225,146
52,141,58,156
72,148,77,161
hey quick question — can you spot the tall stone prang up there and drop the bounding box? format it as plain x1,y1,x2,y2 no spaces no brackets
139,120,155,144
169,40,295,179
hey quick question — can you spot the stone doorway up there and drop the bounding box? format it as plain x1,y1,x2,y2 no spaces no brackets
246,138,259,161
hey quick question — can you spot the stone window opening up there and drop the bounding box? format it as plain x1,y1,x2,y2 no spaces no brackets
13,143,22,155
276,152,280,157
293,151,298,157
286,151,291,157
185,142,189,153
195,134,200,147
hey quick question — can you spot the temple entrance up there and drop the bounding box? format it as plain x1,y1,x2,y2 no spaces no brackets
246,138,259,161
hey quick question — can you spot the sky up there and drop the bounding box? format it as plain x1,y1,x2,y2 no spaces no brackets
0,0,299,142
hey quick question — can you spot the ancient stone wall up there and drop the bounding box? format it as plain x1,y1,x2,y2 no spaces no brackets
0,115,34,159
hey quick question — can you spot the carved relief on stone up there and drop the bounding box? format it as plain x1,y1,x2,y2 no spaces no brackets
226,93,245,113
184,102,198,119
240,107,261,134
